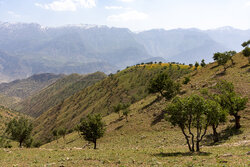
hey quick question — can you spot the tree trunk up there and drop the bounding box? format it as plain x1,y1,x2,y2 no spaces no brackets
94,140,97,149
19,140,22,148
212,124,219,143
181,128,192,152
196,141,200,152
230,58,235,65
234,114,241,129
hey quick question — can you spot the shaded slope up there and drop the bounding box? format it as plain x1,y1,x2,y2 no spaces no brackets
15,72,107,117
33,65,191,143
0,73,64,99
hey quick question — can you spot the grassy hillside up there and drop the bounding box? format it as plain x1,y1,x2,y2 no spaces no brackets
14,72,107,117
0,54,249,166
0,73,64,108
33,64,191,143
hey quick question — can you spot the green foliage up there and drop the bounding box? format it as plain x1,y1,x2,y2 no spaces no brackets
195,62,199,70
5,117,33,147
200,59,206,67
79,114,106,149
212,81,248,129
213,51,236,70
165,95,218,152
241,40,250,47
242,47,250,63
206,100,227,142
213,52,231,71
0,137,12,148
148,73,180,100
182,76,191,85
58,128,67,140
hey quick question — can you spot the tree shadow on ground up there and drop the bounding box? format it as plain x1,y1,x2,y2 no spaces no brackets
210,65,220,69
215,71,226,77
240,64,249,69
141,96,162,111
115,125,123,130
66,138,77,144
153,151,211,157
109,117,124,125
202,125,243,146
151,110,166,126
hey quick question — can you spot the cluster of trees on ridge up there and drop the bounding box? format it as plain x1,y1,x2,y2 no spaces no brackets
0,40,248,151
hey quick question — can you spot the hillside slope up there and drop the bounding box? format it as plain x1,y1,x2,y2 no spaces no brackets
0,54,249,166
14,72,107,117
33,64,191,143
0,73,64,108
37,53,249,166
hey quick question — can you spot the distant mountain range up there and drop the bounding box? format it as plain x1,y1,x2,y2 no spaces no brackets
0,22,249,82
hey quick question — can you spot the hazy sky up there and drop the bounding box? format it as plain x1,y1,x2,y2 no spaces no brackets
1,0,250,31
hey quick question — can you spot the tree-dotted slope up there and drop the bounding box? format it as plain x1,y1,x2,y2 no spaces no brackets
33,65,191,143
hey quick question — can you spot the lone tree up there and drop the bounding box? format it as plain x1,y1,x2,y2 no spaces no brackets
79,114,106,149
5,117,33,147
148,73,180,100
165,95,216,152
200,59,206,67
213,52,231,71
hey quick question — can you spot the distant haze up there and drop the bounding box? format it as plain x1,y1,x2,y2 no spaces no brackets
0,22,249,83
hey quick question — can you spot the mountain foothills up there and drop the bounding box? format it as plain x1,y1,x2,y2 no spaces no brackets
0,22,250,82
14,72,107,117
0,73,64,108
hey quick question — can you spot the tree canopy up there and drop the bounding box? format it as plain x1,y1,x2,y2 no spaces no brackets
5,117,33,147
241,40,250,47
165,95,217,152
148,73,180,100
212,81,247,129
79,114,106,149
213,51,236,71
